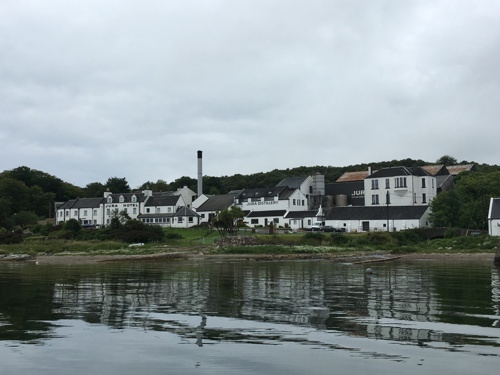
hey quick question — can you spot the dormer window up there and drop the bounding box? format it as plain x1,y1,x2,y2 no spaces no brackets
119,195,125,203
107,196,113,203
131,195,137,203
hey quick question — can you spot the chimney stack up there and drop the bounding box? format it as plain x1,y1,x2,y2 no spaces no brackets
197,150,203,197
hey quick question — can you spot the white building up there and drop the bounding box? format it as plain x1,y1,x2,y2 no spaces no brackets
364,166,437,207
488,198,500,236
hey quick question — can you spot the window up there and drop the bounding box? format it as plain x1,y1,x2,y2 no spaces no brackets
293,199,296,205
74,210,77,216
106,209,110,215
422,193,427,203
178,217,183,223
414,193,417,203
251,197,261,202
385,179,390,189
83,210,87,216
422,178,426,188
372,194,379,205
302,200,305,206
146,208,150,213
119,195,125,203
385,192,390,204
432,179,435,188
107,196,112,203
168,207,172,213
156,207,160,213
395,177,407,188
251,219,258,224
371,179,379,190
133,208,137,214
93,209,97,216
124,208,128,214
189,217,193,223
273,218,279,223
131,195,137,203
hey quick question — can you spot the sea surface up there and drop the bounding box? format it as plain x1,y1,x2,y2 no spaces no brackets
0,258,499,374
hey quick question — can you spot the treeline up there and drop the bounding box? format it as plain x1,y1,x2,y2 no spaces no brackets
1,156,500,231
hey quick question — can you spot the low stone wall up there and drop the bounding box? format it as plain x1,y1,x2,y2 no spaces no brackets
213,236,261,248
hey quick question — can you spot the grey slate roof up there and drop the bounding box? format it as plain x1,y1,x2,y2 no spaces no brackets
236,186,291,200
276,176,308,189
174,206,199,217
284,210,319,219
144,195,181,207
196,194,236,212
246,210,287,218
107,192,147,203
489,198,500,219
325,205,429,221
58,198,102,209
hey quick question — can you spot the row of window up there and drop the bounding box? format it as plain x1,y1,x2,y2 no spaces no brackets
59,206,175,217
371,177,435,190
371,193,427,205
107,195,138,203
141,217,194,224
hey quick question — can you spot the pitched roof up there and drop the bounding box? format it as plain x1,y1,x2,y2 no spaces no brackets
366,166,430,179
236,186,291,200
276,176,308,189
144,194,180,207
336,171,371,182
246,210,287,218
174,206,199,217
446,164,476,175
196,194,236,212
57,198,102,209
284,210,319,219
325,205,429,221
422,165,449,176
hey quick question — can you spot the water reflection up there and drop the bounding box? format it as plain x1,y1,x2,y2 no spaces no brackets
0,260,499,350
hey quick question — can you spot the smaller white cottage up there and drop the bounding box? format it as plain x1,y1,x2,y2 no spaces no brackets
488,198,500,236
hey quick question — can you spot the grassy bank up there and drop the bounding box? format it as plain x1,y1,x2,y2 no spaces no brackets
0,227,498,257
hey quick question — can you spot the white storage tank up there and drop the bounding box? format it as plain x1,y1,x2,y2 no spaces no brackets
335,194,348,207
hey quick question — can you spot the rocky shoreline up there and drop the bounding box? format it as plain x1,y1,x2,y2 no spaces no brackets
0,250,495,265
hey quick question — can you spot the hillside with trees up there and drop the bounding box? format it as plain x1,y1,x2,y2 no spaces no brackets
1,156,500,231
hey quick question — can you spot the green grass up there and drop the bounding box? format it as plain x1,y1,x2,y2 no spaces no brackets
1,227,498,257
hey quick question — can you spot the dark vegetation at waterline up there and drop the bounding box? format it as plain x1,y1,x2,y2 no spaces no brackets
0,224,497,257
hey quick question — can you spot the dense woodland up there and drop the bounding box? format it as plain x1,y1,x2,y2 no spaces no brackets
1,156,500,231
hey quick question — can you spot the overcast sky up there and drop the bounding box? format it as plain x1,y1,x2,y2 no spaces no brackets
1,0,499,189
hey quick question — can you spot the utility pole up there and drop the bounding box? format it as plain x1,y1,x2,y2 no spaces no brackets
386,190,390,232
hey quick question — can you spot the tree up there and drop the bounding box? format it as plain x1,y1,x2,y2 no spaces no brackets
84,182,106,197
213,206,245,237
64,219,82,238
436,155,458,166
13,211,39,228
105,177,130,193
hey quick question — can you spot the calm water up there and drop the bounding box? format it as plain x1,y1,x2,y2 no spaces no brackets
0,258,499,375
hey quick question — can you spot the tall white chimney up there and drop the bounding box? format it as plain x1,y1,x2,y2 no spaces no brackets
197,150,203,197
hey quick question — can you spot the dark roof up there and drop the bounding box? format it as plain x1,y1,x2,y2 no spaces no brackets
144,195,181,207
236,186,292,200
107,193,147,203
489,198,500,219
246,210,287,218
325,205,429,221
138,213,175,218
366,166,430,179
174,206,199,217
284,210,318,219
196,194,236,212
58,198,103,209
276,176,308,189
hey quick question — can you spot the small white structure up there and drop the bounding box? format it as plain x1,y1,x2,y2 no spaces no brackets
488,198,500,236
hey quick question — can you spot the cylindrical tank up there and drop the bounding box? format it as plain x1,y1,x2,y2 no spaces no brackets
335,194,348,207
